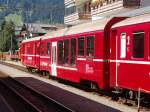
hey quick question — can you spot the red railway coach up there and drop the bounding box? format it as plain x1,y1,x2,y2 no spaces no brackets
21,36,41,70
21,13,150,99
110,13,150,95
21,17,125,90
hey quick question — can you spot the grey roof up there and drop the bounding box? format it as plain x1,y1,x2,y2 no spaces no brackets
24,23,64,33
116,6,150,17
113,13,150,28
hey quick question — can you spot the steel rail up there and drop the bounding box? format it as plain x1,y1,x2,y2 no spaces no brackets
0,78,40,112
0,76,74,112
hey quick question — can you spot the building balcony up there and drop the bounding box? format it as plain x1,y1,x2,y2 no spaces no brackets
65,0,90,6
79,12,91,19
65,0,75,6
64,0,91,25
64,12,91,25
91,0,140,17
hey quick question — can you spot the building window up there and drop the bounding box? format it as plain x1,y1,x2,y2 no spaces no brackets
70,38,76,66
64,40,69,65
65,5,76,16
58,41,63,65
46,42,50,55
120,33,126,58
78,37,85,56
132,31,144,58
87,36,94,57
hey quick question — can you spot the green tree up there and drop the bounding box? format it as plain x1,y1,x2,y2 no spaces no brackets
0,20,18,52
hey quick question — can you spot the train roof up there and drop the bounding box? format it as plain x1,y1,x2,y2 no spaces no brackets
22,34,48,43
42,18,110,40
113,13,150,28
22,18,110,43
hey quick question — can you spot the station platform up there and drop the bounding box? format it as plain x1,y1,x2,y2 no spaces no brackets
0,61,138,112
2,60,25,67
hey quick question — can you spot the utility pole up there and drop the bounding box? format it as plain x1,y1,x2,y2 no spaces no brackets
1,31,4,60
10,25,14,58
50,8,53,24
50,5,57,24
10,34,13,57
6,0,9,7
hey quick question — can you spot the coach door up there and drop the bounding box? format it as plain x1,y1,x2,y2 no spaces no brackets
51,42,57,76
116,32,127,87
35,41,40,69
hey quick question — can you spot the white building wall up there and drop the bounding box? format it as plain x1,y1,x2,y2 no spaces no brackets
64,0,91,25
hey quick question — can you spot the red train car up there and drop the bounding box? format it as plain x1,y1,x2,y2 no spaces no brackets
21,36,41,70
21,13,150,99
110,14,150,94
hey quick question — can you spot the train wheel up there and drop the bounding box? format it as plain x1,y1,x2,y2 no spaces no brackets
48,75,51,79
44,71,47,76
111,88,122,101
90,82,97,90
27,67,32,73
111,92,119,101
39,71,43,77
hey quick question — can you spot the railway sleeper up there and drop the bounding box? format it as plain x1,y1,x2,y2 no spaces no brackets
5,62,150,109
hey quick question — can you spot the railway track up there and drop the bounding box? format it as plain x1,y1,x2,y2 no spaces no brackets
0,76,74,112
1,61,150,112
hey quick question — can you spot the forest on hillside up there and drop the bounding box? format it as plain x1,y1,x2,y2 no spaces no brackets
0,0,64,25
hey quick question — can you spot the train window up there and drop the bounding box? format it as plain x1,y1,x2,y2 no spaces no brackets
87,36,94,57
78,37,85,56
35,43,37,54
27,44,31,54
149,31,150,57
25,45,27,54
41,44,44,55
70,38,76,66
46,42,50,55
58,41,63,65
35,43,39,55
132,31,144,58
36,45,39,55
64,40,69,65
120,33,126,58
52,46,56,64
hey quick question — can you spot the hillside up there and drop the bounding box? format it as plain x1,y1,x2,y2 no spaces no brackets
0,0,64,25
